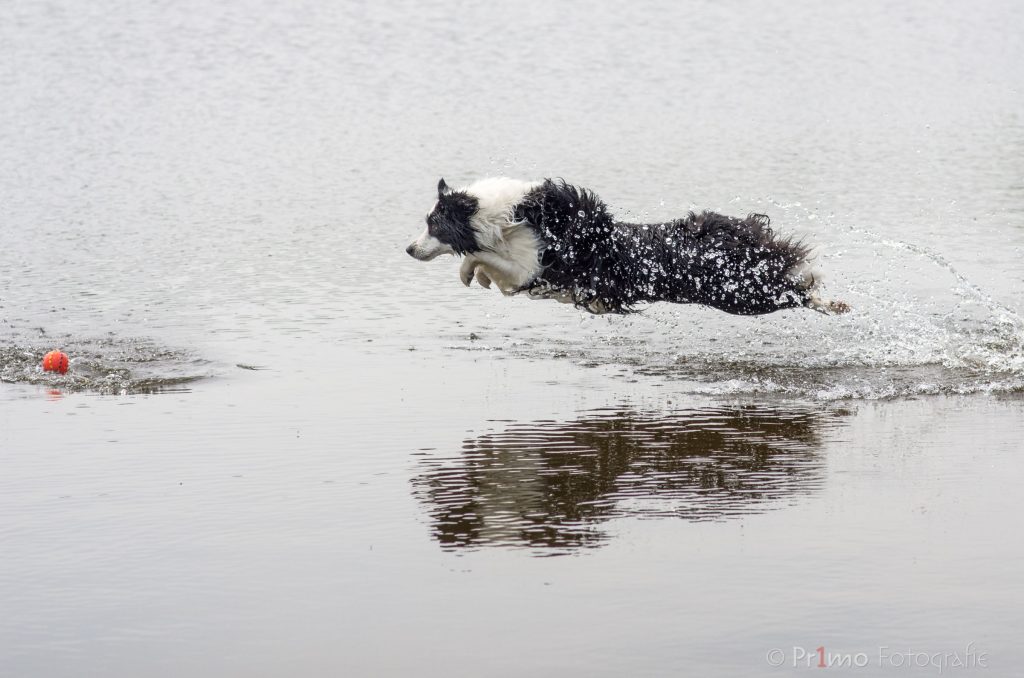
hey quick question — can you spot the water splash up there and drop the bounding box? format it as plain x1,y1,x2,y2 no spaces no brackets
459,202,1024,401
0,333,210,394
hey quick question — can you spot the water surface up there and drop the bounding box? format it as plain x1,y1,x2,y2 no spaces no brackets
2,0,1023,675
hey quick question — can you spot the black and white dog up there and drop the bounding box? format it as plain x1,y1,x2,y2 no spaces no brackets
406,177,848,316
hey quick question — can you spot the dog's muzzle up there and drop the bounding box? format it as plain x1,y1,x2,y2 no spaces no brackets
406,230,453,261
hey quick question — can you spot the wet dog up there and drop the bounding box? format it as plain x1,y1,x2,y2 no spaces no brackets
406,177,848,316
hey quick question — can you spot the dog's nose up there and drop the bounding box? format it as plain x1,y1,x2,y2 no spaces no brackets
405,243,417,257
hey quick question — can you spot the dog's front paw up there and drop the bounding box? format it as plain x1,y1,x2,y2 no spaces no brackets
459,257,478,287
475,268,493,289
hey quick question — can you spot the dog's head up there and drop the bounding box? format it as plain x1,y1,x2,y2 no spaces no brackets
406,178,480,261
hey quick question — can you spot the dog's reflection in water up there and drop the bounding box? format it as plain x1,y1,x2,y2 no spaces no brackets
412,406,843,552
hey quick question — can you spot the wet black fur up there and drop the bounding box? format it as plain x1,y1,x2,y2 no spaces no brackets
515,180,814,315
427,178,480,255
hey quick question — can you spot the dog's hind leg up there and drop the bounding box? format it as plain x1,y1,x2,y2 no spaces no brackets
792,263,851,315
806,290,851,315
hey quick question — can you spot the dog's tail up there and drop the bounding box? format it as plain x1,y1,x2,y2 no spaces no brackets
791,262,851,315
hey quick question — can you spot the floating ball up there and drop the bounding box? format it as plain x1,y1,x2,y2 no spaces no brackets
42,350,70,374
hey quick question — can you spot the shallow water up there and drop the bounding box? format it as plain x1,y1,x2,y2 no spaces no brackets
2,0,1024,675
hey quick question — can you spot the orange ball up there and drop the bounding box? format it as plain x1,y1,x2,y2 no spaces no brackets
42,350,70,374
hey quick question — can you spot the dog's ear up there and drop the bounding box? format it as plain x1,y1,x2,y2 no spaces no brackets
437,178,448,197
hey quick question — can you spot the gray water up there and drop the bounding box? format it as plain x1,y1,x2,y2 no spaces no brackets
2,0,1023,675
